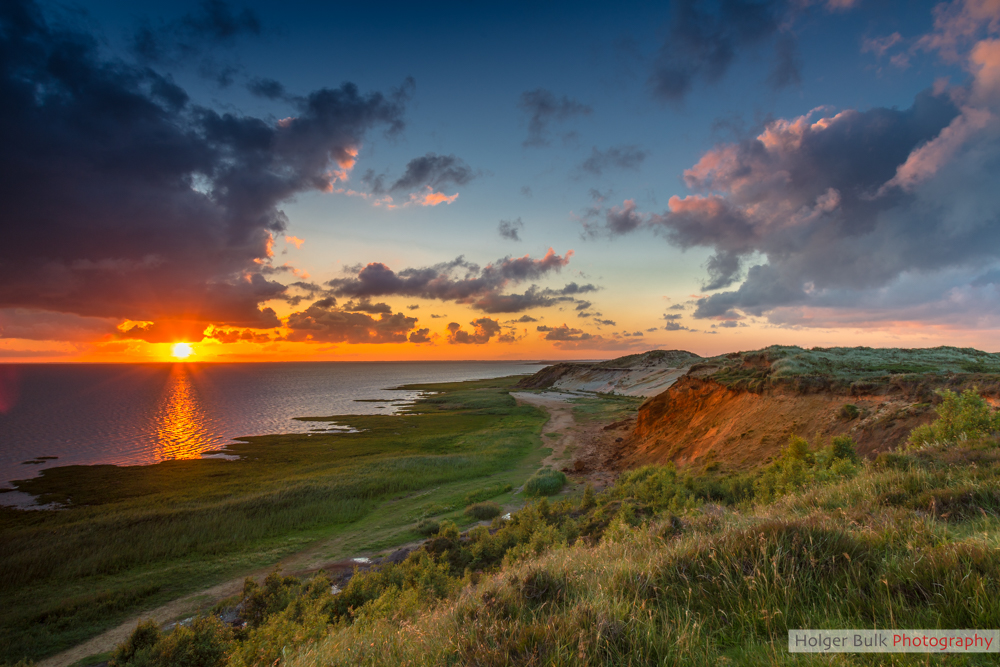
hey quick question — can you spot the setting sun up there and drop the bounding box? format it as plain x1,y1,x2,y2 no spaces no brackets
171,342,194,360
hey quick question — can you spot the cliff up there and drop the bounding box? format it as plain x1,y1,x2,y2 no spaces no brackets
514,349,701,396
611,345,1000,470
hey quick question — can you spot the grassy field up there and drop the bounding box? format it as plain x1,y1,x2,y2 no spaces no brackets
96,387,1000,667
691,345,1000,393
0,376,550,663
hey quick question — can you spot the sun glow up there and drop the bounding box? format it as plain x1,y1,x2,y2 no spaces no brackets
171,342,194,359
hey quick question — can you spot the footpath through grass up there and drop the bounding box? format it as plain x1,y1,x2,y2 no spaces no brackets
0,376,549,663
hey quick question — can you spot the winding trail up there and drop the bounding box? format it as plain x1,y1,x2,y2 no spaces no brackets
510,392,580,470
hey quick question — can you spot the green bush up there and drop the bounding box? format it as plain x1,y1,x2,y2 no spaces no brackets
523,469,567,496
840,403,860,420
827,435,860,465
464,501,502,520
414,518,441,536
909,388,1000,448
240,570,300,630
108,617,232,667
754,435,860,502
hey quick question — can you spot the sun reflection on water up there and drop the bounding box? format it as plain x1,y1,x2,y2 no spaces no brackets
154,363,212,461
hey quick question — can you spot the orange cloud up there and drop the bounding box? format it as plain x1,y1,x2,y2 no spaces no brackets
409,186,459,207
284,235,304,249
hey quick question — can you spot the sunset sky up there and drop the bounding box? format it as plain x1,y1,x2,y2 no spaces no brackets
3,0,1000,361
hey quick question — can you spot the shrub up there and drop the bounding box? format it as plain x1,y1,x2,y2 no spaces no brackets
464,501,502,520
828,435,860,465
109,620,161,667
240,570,300,629
414,518,441,536
909,388,1000,448
840,403,860,420
108,617,232,667
523,469,567,496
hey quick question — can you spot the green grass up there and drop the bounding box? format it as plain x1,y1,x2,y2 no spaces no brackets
0,376,550,663
568,393,644,424
523,469,567,496
107,434,1000,666
102,391,998,667
688,345,1000,393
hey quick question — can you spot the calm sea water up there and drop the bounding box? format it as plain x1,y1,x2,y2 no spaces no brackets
0,361,543,487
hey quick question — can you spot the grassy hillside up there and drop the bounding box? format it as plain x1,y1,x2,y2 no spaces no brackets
690,345,1000,393
0,377,549,663
101,390,1000,666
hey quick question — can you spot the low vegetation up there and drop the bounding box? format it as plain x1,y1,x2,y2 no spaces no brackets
0,377,549,663
100,387,1000,666
691,345,1000,393
908,387,1000,448
522,468,567,496
464,501,503,521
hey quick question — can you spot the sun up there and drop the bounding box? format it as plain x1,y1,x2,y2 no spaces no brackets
171,342,194,360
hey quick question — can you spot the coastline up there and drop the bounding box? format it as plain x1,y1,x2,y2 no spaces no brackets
0,374,556,663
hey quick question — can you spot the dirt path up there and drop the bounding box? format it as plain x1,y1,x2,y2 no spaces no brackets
511,391,619,490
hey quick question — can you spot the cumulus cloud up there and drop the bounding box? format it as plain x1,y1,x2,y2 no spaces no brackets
132,0,261,64
499,218,525,241
350,153,472,208
0,0,411,342
537,324,644,351
649,0,860,101
341,299,393,314
285,300,418,344
0,309,118,342
408,328,432,344
388,153,477,193
247,77,286,99
650,0,790,101
518,89,592,147
579,145,648,176
204,326,275,343
537,324,592,341
447,318,502,344
589,16,1000,329
327,249,596,313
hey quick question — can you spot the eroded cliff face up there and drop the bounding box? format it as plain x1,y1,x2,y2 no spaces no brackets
613,377,938,470
514,350,700,397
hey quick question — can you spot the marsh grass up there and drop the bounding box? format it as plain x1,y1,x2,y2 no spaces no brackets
523,469,567,496
0,376,549,662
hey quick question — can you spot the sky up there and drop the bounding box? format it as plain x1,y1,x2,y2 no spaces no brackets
2,0,1000,362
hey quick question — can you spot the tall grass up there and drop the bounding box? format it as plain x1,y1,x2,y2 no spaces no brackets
275,442,1000,666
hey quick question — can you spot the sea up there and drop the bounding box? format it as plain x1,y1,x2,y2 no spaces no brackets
0,361,544,489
